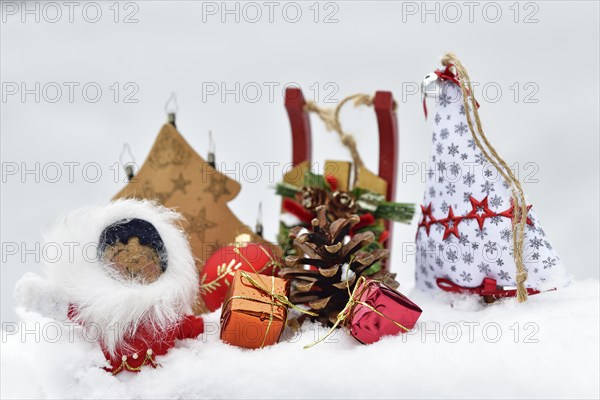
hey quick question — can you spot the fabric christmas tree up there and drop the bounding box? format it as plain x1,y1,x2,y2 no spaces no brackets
416,54,569,300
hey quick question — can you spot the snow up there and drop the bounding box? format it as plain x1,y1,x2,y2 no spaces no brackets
2,280,599,399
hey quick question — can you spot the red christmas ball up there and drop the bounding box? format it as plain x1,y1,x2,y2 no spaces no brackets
199,238,282,312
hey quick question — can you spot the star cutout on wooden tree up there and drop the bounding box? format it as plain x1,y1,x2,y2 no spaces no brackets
185,207,217,243
171,173,191,194
204,173,231,202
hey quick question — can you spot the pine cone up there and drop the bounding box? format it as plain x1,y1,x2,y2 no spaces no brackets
328,191,358,219
296,187,329,211
280,205,392,326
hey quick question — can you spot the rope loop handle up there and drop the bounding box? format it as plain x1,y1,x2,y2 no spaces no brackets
304,93,377,183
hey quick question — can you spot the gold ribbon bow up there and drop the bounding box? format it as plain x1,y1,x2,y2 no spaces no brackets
304,276,410,349
226,247,317,348
227,271,317,348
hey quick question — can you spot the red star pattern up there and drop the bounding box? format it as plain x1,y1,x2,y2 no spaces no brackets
418,203,436,235
439,206,462,240
498,201,533,226
466,196,495,230
418,196,533,240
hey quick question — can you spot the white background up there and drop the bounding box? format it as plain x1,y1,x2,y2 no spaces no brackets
1,0,599,325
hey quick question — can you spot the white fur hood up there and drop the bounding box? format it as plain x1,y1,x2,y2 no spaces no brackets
39,199,198,354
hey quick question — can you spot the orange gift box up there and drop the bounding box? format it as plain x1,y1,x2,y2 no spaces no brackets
220,270,289,349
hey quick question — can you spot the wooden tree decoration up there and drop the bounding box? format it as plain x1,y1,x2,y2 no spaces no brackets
114,122,259,313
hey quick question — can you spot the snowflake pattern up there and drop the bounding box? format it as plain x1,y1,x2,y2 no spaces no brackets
436,143,443,155
428,187,436,198
474,153,486,165
475,227,488,239
463,191,473,203
484,241,498,255
460,271,473,282
446,248,458,263
449,163,461,176
496,270,510,281
488,216,502,226
542,257,556,269
462,252,474,265
448,143,459,157
500,228,511,242
490,195,503,209
454,122,468,135
467,139,476,150
481,181,495,195
439,93,451,107
440,201,449,214
427,238,436,250
463,172,476,187
437,161,446,173
416,80,565,294
478,262,491,274
529,237,543,250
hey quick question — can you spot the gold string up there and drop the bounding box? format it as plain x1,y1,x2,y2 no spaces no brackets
232,248,315,316
303,276,409,349
222,272,317,348
440,52,529,302
201,245,282,294
223,252,317,348
233,245,283,277
237,271,318,317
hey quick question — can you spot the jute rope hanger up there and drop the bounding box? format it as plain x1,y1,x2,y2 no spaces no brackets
440,52,529,302
304,93,377,185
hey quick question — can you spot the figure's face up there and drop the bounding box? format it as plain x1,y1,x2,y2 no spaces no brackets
103,236,163,283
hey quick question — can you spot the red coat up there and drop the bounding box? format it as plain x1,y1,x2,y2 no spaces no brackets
68,305,204,374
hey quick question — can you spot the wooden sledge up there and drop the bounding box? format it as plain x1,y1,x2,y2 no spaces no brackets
282,87,399,267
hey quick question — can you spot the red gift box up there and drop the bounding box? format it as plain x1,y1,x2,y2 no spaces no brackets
349,278,422,344
304,277,422,348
